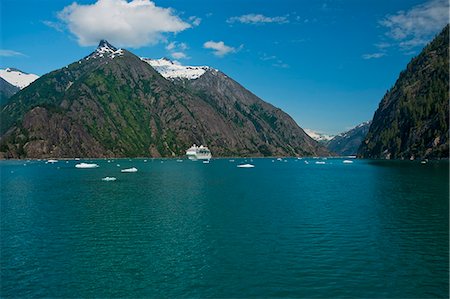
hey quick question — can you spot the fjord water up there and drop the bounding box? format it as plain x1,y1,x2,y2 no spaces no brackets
1,158,448,298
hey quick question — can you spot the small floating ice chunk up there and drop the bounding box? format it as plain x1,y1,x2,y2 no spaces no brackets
343,160,353,164
304,161,309,164
176,159,183,162
47,159,58,163
203,160,210,164
315,161,326,165
121,167,138,173
102,177,117,181
237,163,255,168
75,163,99,169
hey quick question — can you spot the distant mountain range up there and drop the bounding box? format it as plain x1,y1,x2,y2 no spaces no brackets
326,122,371,156
0,68,39,104
306,122,371,156
359,25,449,159
0,40,328,158
304,129,335,143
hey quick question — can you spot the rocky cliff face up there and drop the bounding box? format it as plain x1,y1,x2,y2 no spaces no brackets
359,25,449,159
0,41,328,158
327,122,370,156
183,69,329,157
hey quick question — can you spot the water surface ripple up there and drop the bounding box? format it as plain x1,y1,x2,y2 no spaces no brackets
1,158,448,297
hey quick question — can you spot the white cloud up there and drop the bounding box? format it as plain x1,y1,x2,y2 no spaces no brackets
203,41,239,57
272,62,289,68
189,16,202,26
260,54,277,61
227,14,288,25
43,20,64,32
166,42,176,51
171,52,187,59
259,53,289,68
166,41,189,59
57,0,191,48
362,53,386,59
379,0,449,50
0,49,25,57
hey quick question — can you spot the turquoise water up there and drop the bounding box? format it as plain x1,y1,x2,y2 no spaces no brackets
1,158,448,298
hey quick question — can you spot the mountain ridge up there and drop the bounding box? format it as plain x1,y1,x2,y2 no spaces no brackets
358,25,449,159
0,40,329,158
327,121,371,156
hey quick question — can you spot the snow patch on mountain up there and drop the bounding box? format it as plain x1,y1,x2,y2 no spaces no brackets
86,40,124,60
335,121,371,138
142,57,213,80
304,129,335,142
0,68,39,89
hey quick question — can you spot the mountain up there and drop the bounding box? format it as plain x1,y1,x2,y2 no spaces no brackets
0,68,39,89
0,77,19,105
0,68,39,104
326,121,371,156
143,58,210,80
304,129,334,144
150,59,329,157
0,40,328,158
359,25,449,160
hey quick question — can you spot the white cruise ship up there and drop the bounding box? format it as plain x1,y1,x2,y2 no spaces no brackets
186,144,212,161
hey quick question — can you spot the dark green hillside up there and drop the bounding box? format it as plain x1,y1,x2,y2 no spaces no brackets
0,77,19,106
359,25,449,159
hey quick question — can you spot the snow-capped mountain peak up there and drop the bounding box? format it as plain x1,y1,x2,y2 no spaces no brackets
0,68,39,89
304,129,335,142
86,40,124,60
142,58,212,80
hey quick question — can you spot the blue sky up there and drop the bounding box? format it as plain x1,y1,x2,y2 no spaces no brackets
1,0,448,134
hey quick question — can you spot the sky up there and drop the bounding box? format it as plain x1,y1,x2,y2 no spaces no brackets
1,0,448,134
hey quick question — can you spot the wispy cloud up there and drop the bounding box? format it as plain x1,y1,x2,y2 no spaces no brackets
227,14,288,25
259,53,289,68
203,41,241,57
57,0,191,47
171,52,187,59
363,0,448,59
43,20,64,32
379,0,449,51
166,41,189,59
0,49,26,57
362,53,386,60
189,16,202,27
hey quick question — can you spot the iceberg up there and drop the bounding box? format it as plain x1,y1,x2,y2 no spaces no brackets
237,164,255,168
121,167,138,173
75,163,99,168
102,177,117,181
